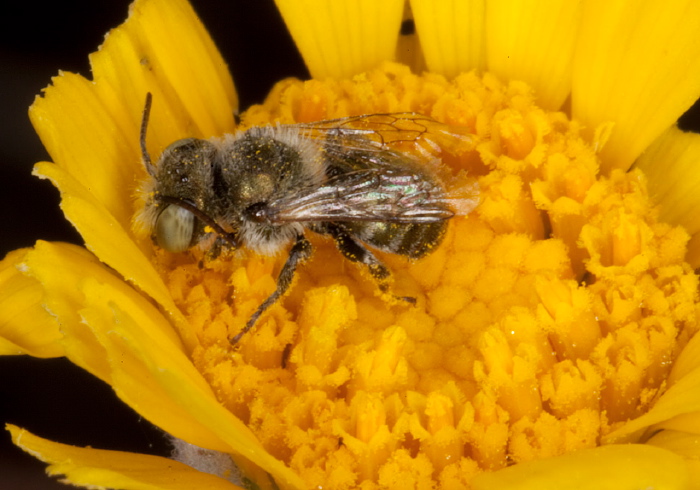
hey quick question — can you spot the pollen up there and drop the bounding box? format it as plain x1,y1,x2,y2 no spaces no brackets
153,63,699,488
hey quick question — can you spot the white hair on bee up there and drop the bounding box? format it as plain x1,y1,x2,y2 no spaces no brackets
169,436,243,485
132,163,160,240
239,219,305,256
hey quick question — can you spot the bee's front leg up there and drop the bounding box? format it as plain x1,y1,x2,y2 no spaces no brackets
230,234,313,345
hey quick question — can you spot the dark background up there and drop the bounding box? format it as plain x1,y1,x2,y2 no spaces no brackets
0,2,699,489
0,1,306,489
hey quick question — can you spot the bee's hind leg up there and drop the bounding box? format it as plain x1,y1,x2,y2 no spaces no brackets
230,234,312,345
324,224,416,304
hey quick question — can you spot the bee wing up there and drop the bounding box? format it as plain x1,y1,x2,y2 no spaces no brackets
257,168,456,224
295,113,475,161
250,114,480,225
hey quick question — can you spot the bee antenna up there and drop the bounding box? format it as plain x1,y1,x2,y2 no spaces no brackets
140,92,156,176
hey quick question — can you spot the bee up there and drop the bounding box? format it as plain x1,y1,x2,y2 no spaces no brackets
135,93,479,344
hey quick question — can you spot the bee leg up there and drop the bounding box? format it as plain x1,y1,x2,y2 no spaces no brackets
326,224,415,304
230,234,313,345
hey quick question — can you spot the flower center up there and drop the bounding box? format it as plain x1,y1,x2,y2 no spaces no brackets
155,63,699,487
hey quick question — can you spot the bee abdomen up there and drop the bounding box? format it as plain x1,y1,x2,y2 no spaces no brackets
344,220,447,259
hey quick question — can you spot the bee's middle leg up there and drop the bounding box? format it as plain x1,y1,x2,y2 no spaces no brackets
323,224,415,303
230,234,312,345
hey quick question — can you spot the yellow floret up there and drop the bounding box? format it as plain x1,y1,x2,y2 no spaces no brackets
148,64,700,488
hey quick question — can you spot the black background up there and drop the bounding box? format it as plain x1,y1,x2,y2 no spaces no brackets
0,2,699,489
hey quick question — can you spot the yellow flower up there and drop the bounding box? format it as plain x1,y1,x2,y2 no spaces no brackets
2,0,700,488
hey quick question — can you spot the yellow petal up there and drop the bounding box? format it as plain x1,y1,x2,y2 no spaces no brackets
484,0,580,110
410,0,486,78
274,0,404,79
111,0,238,135
79,289,235,455
604,367,700,444
636,126,700,264
653,412,700,436
29,73,137,231
669,327,700,387
87,299,305,489
572,0,700,173
19,241,170,384
18,241,233,456
471,444,689,490
604,317,700,442
32,162,195,351
0,248,63,358
646,431,700,487
29,0,236,232
647,429,700,459
8,425,242,490
21,240,302,487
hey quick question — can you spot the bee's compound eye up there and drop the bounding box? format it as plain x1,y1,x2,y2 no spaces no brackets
155,204,195,252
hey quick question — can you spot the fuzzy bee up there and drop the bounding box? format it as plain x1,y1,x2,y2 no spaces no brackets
135,94,479,344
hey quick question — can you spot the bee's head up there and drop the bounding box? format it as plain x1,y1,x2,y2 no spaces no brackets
150,137,217,252
136,93,233,253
